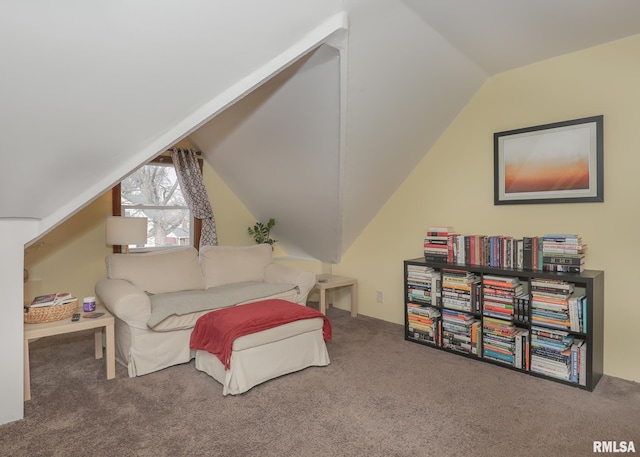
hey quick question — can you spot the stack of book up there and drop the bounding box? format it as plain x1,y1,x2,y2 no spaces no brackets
424,226,455,263
441,268,478,313
441,310,480,355
541,234,587,273
482,275,524,321
530,278,575,330
482,316,524,367
530,326,574,381
407,304,441,344
406,264,441,307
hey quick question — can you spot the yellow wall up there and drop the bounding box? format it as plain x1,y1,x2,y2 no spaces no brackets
202,160,256,247
24,192,113,304
334,34,640,382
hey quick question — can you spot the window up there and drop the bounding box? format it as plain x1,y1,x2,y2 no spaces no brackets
112,156,202,252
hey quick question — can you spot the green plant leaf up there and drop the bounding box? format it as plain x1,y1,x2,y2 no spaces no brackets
248,218,277,249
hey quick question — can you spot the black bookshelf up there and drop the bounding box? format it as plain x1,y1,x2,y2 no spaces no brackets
404,257,604,391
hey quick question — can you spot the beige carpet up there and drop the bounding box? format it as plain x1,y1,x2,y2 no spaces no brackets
2,305,639,457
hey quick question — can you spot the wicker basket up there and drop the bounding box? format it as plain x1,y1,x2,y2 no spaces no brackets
24,299,78,324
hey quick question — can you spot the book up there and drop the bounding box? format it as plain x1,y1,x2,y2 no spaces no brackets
542,244,587,254
579,340,587,386
570,340,582,383
483,275,519,288
542,255,585,266
427,226,455,234
542,234,582,243
30,292,76,308
542,264,585,273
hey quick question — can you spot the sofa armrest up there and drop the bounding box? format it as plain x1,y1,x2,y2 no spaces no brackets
95,278,152,325
263,263,316,304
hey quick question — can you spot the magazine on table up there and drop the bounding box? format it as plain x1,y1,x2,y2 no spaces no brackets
30,292,76,308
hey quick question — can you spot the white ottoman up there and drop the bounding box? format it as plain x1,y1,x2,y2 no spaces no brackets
194,315,330,395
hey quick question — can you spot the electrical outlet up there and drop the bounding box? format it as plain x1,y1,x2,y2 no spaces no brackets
376,290,383,303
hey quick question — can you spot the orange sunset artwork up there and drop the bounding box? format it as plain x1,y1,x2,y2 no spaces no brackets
503,127,591,194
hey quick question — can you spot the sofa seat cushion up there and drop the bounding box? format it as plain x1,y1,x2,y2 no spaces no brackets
106,246,205,294
147,281,298,331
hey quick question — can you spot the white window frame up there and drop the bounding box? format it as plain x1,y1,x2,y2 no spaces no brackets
112,156,202,252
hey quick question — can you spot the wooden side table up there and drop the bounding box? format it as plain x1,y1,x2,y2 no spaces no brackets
23,306,115,401
315,274,358,317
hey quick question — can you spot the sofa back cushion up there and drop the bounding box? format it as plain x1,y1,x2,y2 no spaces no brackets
200,244,272,288
106,246,205,294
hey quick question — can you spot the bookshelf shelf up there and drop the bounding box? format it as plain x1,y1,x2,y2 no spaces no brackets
404,257,604,391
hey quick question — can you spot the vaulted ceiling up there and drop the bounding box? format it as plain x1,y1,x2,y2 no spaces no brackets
3,1,640,262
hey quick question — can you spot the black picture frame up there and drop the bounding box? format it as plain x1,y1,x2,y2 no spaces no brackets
494,115,603,205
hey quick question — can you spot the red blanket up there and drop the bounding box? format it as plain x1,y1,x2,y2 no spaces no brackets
189,299,332,370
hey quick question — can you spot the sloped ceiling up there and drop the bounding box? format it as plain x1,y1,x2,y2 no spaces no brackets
402,0,640,75
0,1,344,231
191,45,344,261
2,1,640,261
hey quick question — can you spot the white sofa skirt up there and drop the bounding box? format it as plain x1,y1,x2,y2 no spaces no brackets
194,317,330,395
114,318,195,377
112,288,301,377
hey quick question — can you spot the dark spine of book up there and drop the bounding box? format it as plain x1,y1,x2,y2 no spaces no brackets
542,256,585,266
464,236,471,265
483,237,489,266
542,264,584,273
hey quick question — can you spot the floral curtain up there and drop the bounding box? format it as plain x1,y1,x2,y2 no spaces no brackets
170,148,218,247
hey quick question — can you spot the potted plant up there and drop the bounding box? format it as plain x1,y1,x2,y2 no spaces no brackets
248,218,277,249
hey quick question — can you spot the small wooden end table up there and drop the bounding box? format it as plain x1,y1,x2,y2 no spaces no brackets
23,306,115,401
315,274,358,317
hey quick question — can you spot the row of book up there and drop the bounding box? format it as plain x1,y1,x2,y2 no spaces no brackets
407,273,586,332
406,302,590,379
424,227,587,273
479,274,587,333
406,305,588,383
405,307,530,371
406,315,588,383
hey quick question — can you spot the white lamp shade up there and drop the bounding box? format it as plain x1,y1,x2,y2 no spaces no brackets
106,216,148,247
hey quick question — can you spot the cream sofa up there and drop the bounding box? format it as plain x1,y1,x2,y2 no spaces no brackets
94,244,316,377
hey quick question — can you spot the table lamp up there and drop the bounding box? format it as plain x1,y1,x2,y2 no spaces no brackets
106,216,148,253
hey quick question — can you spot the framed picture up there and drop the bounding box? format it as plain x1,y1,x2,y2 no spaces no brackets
494,115,603,205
